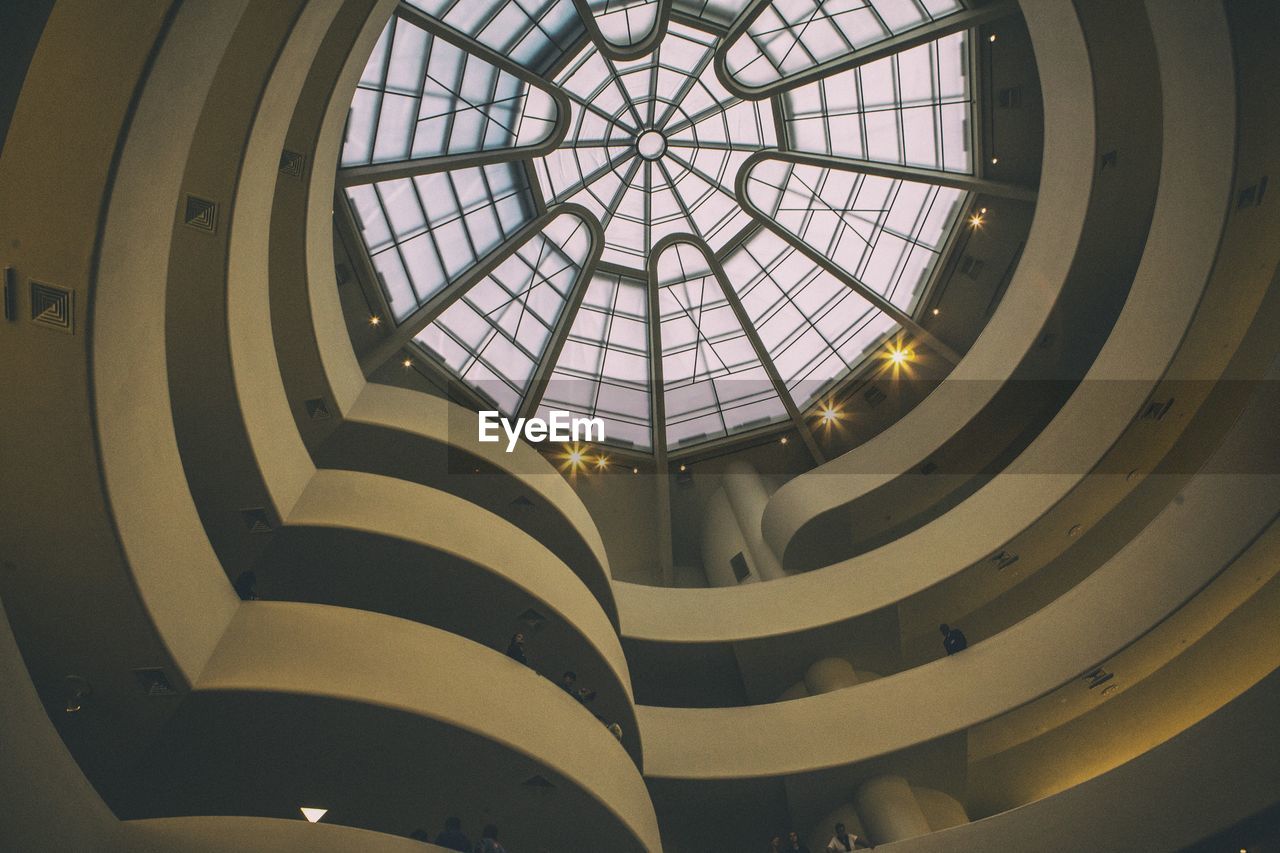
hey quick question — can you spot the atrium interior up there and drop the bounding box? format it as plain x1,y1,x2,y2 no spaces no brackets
1,0,1279,851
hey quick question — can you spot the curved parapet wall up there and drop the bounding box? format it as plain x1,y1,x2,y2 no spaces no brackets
265,0,620,623
887,666,1280,853
615,0,1249,650
757,0,1105,571
638,366,1280,780
155,602,661,852
319,383,619,625
2,0,657,847
265,468,641,763
124,819,453,853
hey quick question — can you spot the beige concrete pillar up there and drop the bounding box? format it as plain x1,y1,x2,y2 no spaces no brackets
722,460,786,580
912,786,969,831
700,487,756,587
854,774,931,844
803,657,859,695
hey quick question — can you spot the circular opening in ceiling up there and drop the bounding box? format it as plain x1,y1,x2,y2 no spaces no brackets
636,129,666,161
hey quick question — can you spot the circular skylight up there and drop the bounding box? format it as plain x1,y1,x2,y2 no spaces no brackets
338,0,977,454
636,130,666,161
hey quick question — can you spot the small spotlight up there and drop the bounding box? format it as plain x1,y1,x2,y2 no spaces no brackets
559,443,591,474
981,207,988,214
780,436,789,445
988,33,997,42
969,213,984,228
632,466,639,475
679,464,687,472
887,344,914,366
595,455,609,471
818,402,842,426
402,358,412,367
991,156,999,165
932,307,940,316
369,315,381,326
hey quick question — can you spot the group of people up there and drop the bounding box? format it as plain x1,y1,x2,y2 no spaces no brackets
411,817,507,852
769,823,874,851
506,633,624,742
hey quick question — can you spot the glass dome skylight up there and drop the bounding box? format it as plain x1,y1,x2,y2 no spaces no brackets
340,0,977,454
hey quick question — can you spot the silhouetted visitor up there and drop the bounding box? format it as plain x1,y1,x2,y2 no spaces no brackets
434,816,471,852
940,623,968,655
475,823,507,853
233,570,258,601
560,670,577,695
575,685,597,705
505,632,528,666
768,836,783,853
786,830,811,852
825,822,872,850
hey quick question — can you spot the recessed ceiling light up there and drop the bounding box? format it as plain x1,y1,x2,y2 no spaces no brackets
402,358,412,367
887,344,914,366
679,464,687,472
369,315,380,326
932,308,940,315
780,436,788,445
300,807,328,823
989,33,997,42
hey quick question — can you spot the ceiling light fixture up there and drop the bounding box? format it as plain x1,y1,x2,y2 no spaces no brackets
818,403,842,426
369,315,380,326
886,343,914,366
559,443,591,475
595,455,609,470
969,212,984,228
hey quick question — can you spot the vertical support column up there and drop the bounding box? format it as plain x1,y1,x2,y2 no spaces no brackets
855,775,932,844
722,460,786,581
647,253,674,587
803,657,859,695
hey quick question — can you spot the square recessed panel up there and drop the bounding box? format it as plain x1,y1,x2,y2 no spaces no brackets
30,282,74,333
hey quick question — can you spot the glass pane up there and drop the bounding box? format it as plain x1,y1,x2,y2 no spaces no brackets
724,0,965,91
782,32,972,173
656,242,788,445
744,158,966,313
540,271,652,449
345,162,534,317
415,213,595,414
532,22,775,267
404,0,585,74
722,227,898,408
